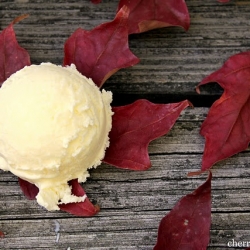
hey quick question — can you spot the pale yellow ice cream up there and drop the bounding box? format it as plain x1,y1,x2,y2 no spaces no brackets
0,63,113,211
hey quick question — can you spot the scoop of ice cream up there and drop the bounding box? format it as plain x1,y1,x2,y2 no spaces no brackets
0,63,113,210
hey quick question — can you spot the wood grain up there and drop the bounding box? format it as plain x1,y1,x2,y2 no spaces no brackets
2,0,250,106
0,108,249,249
1,1,250,249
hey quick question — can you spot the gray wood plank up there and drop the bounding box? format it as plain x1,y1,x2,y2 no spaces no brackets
0,108,248,249
1,1,250,249
1,0,250,106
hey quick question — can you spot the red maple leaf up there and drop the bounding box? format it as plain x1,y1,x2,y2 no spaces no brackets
18,178,39,200
0,14,30,86
63,5,139,88
197,51,250,170
59,179,100,216
19,178,100,217
117,0,190,34
154,171,212,250
103,99,191,170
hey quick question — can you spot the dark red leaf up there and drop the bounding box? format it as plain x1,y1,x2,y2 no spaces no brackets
154,171,212,250
103,99,191,170
63,6,139,88
0,14,31,86
18,178,39,200
0,231,4,238
19,178,99,216
91,0,102,3
117,0,190,34
59,179,100,217
196,51,250,170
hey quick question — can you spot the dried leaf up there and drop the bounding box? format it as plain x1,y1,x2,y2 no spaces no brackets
196,51,250,170
154,171,212,250
63,6,139,87
91,0,102,3
103,99,191,170
59,179,100,217
0,14,30,86
18,178,39,200
19,178,99,216
117,0,190,34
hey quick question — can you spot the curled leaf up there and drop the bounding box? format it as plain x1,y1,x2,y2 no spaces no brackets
0,14,30,86
103,99,191,170
18,178,39,200
19,178,99,216
154,171,212,250
197,51,250,170
117,0,190,34
64,6,139,87
59,179,100,217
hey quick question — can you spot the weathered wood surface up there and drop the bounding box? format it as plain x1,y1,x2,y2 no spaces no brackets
0,107,249,250
0,1,250,250
1,0,250,106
